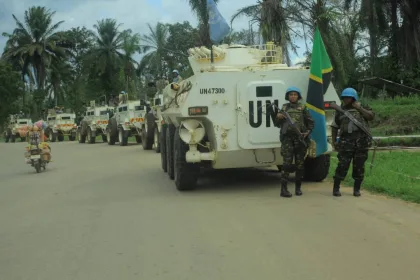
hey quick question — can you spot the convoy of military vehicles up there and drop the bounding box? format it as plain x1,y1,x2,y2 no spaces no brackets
2,42,341,192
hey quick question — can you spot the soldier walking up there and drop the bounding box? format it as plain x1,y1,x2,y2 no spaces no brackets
276,87,315,198
331,88,375,197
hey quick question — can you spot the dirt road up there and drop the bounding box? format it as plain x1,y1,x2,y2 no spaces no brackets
1,142,419,280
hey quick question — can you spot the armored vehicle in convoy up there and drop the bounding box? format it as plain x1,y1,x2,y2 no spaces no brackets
106,93,147,146
77,101,114,144
142,81,166,152
3,114,32,142
158,43,341,191
45,107,77,142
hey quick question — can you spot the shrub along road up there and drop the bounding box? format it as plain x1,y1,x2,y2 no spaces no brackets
0,142,420,280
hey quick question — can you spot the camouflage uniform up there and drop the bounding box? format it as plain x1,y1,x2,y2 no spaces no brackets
276,102,315,197
331,96,374,197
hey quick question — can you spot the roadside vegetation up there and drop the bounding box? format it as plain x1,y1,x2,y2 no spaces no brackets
328,151,420,203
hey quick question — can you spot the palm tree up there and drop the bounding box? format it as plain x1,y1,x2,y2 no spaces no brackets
2,6,69,90
231,0,295,65
85,18,128,99
138,22,170,78
121,30,141,92
187,0,220,46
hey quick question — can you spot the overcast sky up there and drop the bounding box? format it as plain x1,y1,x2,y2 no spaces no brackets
0,0,307,65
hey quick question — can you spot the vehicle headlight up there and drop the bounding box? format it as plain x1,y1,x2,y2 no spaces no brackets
179,119,205,144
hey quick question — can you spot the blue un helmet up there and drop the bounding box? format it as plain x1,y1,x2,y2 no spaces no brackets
340,87,358,101
285,86,302,101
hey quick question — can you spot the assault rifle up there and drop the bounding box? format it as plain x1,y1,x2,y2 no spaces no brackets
281,111,308,148
330,102,378,173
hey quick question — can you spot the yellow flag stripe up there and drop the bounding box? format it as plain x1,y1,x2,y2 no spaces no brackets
322,67,333,74
305,103,325,115
309,74,323,84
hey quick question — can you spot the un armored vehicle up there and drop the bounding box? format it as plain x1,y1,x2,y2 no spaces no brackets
45,107,77,142
106,94,147,146
142,83,166,152
77,101,113,144
3,114,32,142
159,43,341,191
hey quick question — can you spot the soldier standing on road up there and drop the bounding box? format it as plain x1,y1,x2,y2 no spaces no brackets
276,87,315,198
331,88,375,197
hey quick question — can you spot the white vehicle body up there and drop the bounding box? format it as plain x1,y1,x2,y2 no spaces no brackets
4,116,32,142
106,100,147,146
142,94,164,152
46,110,77,142
160,43,341,190
77,102,113,144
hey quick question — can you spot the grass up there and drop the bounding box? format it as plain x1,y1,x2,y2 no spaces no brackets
363,96,420,136
328,150,420,204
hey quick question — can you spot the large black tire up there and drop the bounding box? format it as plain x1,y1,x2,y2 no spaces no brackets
50,133,57,142
11,135,16,143
107,119,118,145
78,129,86,143
142,122,154,151
304,154,331,182
101,134,107,143
20,137,26,142
58,134,64,142
154,125,160,153
160,124,167,172
5,135,10,143
34,161,41,173
87,127,96,144
135,135,142,144
174,127,200,191
166,124,176,179
118,127,128,146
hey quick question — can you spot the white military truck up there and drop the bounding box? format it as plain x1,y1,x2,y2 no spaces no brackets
77,101,114,144
106,95,147,146
45,108,77,142
3,114,32,143
159,43,341,191
142,92,165,153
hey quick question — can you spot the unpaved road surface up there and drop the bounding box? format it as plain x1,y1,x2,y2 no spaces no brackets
1,142,420,280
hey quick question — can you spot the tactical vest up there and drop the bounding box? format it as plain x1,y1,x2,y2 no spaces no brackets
281,103,305,135
339,107,370,136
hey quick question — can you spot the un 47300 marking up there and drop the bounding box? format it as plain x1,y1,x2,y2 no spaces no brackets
200,88,226,94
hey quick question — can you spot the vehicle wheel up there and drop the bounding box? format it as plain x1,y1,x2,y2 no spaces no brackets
118,127,128,146
107,119,117,145
20,137,26,142
11,135,16,143
87,127,95,144
50,133,57,142
154,125,160,153
161,124,167,172
174,127,200,191
78,130,86,143
166,124,176,179
69,135,75,141
58,134,64,142
102,134,107,143
34,161,41,173
303,154,331,182
5,135,10,143
142,124,154,150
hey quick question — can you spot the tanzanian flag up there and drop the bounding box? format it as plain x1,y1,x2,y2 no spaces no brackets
305,27,333,156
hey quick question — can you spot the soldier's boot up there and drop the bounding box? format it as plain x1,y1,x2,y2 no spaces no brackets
295,170,303,196
280,181,292,198
353,180,362,197
333,179,342,197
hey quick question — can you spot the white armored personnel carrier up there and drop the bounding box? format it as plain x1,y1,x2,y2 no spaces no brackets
3,114,32,143
159,42,341,191
106,93,147,146
77,101,113,144
45,107,77,142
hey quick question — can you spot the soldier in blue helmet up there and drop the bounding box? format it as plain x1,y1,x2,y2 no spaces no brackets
331,87,375,197
276,86,315,198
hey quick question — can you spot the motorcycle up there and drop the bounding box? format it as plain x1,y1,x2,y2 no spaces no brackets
28,146,48,173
